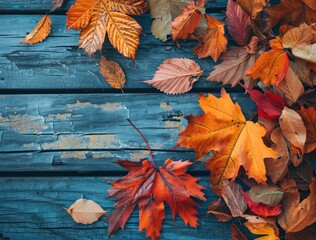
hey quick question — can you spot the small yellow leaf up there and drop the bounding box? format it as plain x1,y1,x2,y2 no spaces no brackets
65,198,106,225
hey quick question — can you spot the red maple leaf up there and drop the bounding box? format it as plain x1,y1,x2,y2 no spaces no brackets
106,120,205,240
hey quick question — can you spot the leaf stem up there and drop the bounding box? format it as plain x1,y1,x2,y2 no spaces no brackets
127,119,156,167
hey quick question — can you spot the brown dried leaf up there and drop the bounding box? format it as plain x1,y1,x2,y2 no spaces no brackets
297,107,316,153
290,60,313,86
292,43,316,64
222,181,247,217
208,198,233,222
65,198,106,224
281,24,313,49
231,223,248,240
143,58,203,94
236,0,267,18
99,56,126,91
279,107,307,153
20,15,52,45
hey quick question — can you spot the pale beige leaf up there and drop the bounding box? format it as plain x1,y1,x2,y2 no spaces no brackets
143,58,203,94
105,11,142,60
290,60,313,86
20,15,52,45
222,181,247,217
275,66,304,106
292,43,316,63
279,107,307,152
66,198,106,224
282,24,313,49
99,56,126,91
78,2,107,57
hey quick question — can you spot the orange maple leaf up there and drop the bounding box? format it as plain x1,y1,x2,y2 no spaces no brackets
193,15,227,61
246,38,289,86
106,158,205,240
171,0,205,40
176,89,277,195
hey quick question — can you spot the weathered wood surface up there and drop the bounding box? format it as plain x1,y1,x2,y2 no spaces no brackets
0,177,232,240
0,0,227,12
0,13,227,91
0,93,256,172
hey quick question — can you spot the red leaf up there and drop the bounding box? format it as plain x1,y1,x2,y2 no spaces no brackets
106,158,205,240
243,192,282,217
243,86,285,119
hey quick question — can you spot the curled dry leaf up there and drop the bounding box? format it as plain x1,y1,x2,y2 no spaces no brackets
226,0,252,46
20,15,52,45
99,56,126,91
106,159,205,240
278,178,316,233
143,58,203,94
171,0,205,40
207,36,258,88
246,39,289,86
236,0,267,18
194,15,227,61
279,107,307,153
208,198,233,222
65,198,106,224
248,185,283,207
176,89,277,195
221,181,247,217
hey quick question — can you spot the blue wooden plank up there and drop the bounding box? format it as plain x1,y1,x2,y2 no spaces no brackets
0,176,232,240
0,14,227,90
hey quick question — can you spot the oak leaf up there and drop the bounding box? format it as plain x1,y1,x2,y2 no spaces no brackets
266,0,316,27
226,0,252,46
51,0,65,12
176,89,278,195
222,181,247,217
143,58,203,94
208,198,233,222
246,39,289,86
278,178,316,233
106,158,205,240
207,37,258,88
279,107,307,153
65,198,106,224
171,0,204,40
20,15,52,45
243,192,282,217
99,56,125,91
236,0,267,18
248,185,283,207
297,107,316,153
244,87,285,119
194,15,227,61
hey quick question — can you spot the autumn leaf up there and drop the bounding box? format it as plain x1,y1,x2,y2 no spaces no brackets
279,107,307,153
278,178,316,233
194,15,227,61
243,192,282,217
266,0,316,27
248,185,283,207
148,0,192,41
292,43,316,64
275,66,305,106
99,56,125,91
243,87,285,119
264,127,290,184
143,58,203,94
297,106,316,153
246,39,289,86
207,36,258,88
176,89,278,195
171,0,205,40
244,221,280,240
281,24,313,49
20,15,52,45
221,181,247,217
65,198,106,224
208,198,233,222
51,0,65,12
231,223,248,240
236,0,267,18
106,158,205,240
226,0,252,45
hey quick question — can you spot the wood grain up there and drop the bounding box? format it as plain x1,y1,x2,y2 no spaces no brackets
0,176,231,240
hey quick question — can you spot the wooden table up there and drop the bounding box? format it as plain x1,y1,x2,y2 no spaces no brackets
0,1,257,239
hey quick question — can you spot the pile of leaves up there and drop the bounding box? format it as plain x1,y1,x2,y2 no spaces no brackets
20,0,316,239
